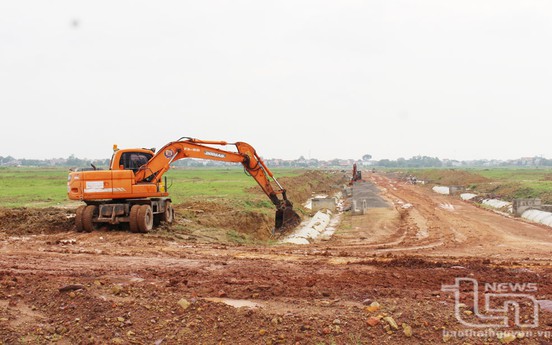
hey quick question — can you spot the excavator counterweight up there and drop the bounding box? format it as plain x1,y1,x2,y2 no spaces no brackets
68,137,301,233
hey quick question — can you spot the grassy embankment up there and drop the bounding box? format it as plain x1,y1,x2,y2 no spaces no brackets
408,168,552,203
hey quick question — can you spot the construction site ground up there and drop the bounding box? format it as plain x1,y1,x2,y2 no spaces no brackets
1,172,552,344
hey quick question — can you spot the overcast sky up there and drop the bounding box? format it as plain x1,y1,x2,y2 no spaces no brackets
1,1,551,161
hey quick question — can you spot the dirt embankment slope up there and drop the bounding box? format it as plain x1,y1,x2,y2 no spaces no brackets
405,168,552,203
401,169,489,186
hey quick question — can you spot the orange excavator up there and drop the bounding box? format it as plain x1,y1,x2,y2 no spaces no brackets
67,137,301,233
349,163,362,185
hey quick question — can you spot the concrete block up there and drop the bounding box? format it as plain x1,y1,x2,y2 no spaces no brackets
342,187,353,197
432,186,450,195
449,186,465,195
513,198,542,217
312,197,337,213
461,193,478,200
542,205,552,213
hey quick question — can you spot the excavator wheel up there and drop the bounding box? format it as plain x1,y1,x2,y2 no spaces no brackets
162,201,174,224
137,205,154,233
75,205,86,232
82,205,100,232
129,205,141,233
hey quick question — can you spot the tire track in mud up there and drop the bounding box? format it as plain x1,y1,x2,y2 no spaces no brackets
326,174,552,260
328,177,446,254
371,175,552,259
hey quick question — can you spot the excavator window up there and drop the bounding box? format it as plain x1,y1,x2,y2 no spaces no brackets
119,152,153,173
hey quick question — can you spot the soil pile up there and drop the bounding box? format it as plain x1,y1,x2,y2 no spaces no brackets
249,170,346,203
0,207,74,235
174,200,273,240
412,169,489,186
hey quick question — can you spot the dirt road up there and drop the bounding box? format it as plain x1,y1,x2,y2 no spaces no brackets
1,173,551,344
337,175,552,261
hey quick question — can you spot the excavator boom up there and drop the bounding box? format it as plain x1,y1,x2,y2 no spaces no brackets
135,137,300,230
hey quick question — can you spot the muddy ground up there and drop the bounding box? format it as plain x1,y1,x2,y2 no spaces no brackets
1,171,552,344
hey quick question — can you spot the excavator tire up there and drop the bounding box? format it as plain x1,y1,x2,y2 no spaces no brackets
162,201,174,224
129,205,141,233
137,205,153,233
82,205,100,232
75,205,86,232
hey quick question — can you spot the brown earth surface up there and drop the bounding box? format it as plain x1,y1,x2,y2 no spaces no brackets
1,172,552,344
401,169,490,186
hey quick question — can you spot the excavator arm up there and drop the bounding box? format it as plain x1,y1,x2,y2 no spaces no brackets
134,137,300,230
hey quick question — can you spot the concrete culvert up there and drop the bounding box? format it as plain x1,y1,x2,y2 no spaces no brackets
481,199,510,209
282,210,332,245
432,186,450,195
460,193,478,201
522,209,552,227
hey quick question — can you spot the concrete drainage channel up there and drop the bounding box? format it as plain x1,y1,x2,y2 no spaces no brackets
282,194,342,245
433,185,552,228
282,181,390,245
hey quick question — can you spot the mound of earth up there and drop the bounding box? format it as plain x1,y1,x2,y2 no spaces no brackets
0,208,74,235
248,170,346,202
410,169,489,186
173,200,273,241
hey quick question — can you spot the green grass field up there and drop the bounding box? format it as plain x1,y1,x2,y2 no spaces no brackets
475,167,552,181
474,168,552,202
0,167,301,208
0,168,68,207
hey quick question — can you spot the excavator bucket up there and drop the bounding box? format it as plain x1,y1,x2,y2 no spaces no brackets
275,207,301,232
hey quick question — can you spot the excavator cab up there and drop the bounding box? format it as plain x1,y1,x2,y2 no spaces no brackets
119,152,153,172
109,147,155,172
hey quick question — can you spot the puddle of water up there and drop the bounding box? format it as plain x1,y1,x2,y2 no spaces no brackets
204,298,262,309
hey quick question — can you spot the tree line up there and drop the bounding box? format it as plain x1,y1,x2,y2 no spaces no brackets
2,154,552,168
